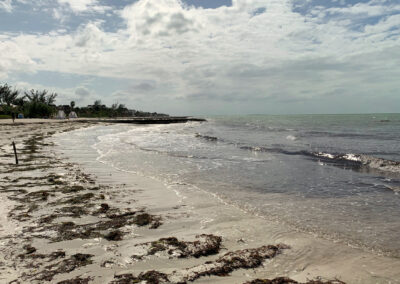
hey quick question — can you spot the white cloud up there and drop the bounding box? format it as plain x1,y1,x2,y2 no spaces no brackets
52,6,70,23
121,0,201,38
0,40,36,80
0,0,13,12
326,1,400,17
364,13,400,34
57,0,110,13
1,0,399,113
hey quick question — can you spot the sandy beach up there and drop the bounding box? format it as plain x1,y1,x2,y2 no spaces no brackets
1,119,400,284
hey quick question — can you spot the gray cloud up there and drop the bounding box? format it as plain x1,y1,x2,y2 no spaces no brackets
166,12,196,34
131,81,157,91
75,87,90,97
122,0,199,37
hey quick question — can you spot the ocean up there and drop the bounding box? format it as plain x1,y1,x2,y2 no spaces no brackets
57,113,400,257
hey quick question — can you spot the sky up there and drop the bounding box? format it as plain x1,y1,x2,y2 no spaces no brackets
0,0,399,115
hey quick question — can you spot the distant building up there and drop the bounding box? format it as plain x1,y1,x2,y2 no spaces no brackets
69,111,78,119
56,110,66,119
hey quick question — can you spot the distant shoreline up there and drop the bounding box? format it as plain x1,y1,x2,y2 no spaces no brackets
0,116,206,125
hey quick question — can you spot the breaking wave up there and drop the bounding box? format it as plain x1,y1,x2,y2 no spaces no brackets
315,152,400,174
240,145,400,174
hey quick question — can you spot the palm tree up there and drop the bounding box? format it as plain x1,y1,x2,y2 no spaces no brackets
93,100,102,111
70,101,75,110
46,92,57,105
0,84,19,106
24,89,57,105
24,89,41,102
14,97,25,108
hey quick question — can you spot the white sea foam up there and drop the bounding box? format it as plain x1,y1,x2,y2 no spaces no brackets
286,135,297,141
315,152,335,159
343,153,361,161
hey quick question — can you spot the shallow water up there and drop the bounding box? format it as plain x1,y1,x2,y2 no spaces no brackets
57,114,400,257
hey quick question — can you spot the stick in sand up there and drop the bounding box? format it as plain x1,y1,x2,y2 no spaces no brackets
12,141,18,165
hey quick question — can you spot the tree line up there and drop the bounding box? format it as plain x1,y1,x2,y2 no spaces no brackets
0,84,168,119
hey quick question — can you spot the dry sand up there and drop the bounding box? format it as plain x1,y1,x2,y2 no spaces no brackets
0,119,399,283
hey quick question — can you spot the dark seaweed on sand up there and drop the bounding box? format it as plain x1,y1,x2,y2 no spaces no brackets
131,234,222,259
112,244,290,284
244,278,346,284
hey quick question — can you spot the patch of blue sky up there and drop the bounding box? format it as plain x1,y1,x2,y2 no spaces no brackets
96,14,126,33
251,7,266,17
292,0,399,32
0,2,59,33
182,0,232,9
10,71,129,95
97,0,130,10
0,1,126,34
293,0,374,16
383,26,400,41
349,15,387,31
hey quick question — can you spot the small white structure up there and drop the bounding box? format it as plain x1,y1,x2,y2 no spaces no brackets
56,110,66,119
69,111,78,119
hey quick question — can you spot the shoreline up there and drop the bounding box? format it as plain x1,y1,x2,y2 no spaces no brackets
0,116,206,127
1,121,399,283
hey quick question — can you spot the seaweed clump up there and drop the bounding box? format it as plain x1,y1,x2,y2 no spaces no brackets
60,192,95,204
34,253,93,281
132,234,222,260
244,278,346,284
111,271,169,284
56,206,89,218
50,210,161,242
57,276,93,284
112,244,289,284
52,221,101,242
181,244,289,281
104,230,124,241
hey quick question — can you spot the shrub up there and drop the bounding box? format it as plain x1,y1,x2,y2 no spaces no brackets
23,102,56,118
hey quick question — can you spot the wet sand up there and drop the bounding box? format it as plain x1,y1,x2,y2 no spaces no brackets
0,120,399,283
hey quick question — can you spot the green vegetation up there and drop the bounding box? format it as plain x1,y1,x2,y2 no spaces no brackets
0,83,168,119
0,85,57,118
23,89,58,118
0,84,19,106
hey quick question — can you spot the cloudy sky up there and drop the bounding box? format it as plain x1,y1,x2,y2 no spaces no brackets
0,0,399,115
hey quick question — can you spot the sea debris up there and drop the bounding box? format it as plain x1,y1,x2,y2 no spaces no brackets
33,253,93,281
112,244,289,284
58,192,95,205
104,230,124,241
18,249,66,261
56,205,90,218
48,210,162,242
111,271,169,284
57,276,93,284
131,234,222,260
244,278,346,284
23,244,36,255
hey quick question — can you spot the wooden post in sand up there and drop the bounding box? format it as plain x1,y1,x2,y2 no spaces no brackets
12,141,18,165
